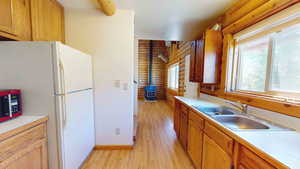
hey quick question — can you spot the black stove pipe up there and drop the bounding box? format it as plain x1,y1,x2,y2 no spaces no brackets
148,40,153,86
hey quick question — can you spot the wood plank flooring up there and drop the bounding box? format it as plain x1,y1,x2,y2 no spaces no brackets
81,100,195,169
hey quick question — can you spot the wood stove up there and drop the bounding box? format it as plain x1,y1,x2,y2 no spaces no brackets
144,40,157,101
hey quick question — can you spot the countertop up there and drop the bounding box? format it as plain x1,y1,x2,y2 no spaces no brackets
0,115,48,141
175,96,300,169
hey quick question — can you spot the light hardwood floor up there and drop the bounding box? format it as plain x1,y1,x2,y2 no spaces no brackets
81,100,195,169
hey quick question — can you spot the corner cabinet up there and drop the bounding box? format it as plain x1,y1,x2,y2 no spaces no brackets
189,29,222,85
31,0,65,42
0,0,32,40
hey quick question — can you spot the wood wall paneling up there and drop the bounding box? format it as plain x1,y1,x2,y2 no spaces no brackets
138,40,168,100
166,41,192,108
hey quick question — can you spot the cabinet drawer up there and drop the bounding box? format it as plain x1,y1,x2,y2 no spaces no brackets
239,146,275,169
204,122,233,155
0,124,46,162
189,110,204,130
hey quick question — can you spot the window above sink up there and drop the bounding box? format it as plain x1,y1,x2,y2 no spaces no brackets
226,8,300,105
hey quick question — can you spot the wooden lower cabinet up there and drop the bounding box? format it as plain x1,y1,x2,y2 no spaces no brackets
174,100,181,137
174,100,277,169
0,122,48,169
5,139,48,169
235,145,275,169
187,116,203,169
179,108,188,150
202,134,232,169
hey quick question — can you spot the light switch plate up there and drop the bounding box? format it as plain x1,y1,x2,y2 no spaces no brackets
123,83,128,91
114,80,121,88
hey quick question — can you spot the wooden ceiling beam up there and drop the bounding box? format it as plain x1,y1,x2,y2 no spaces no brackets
97,0,116,16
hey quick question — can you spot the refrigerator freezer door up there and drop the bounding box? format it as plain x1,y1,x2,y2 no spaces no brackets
57,43,93,93
61,89,95,169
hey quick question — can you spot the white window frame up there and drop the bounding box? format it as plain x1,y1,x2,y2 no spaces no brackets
226,6,300,103
168,63,179,90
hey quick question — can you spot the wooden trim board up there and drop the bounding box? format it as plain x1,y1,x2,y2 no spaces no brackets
94,145,134,150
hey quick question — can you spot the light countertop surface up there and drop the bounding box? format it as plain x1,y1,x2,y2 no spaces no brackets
0,115,48,139
175,96,300,169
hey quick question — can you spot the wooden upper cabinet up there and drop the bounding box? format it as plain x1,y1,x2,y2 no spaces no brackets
0,0,14,35
189,41,197,82
202,29,222,85
189,29,222,85
0,0,31,40
189,39,204,83
194,39,204,82
31,0,65,42
12,0,32,40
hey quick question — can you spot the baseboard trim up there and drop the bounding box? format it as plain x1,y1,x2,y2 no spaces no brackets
94,145,134,150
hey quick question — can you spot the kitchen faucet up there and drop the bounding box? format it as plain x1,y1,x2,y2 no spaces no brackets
225,101,248,114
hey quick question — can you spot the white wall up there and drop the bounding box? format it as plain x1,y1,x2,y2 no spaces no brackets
64,8,135,145
199,93,300,132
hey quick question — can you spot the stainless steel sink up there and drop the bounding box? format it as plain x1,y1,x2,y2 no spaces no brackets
192,106,236,116
213,115,270,130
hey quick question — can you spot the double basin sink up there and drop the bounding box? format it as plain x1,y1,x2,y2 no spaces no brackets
193,106,290,131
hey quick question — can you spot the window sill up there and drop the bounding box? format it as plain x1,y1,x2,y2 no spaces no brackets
220,91,300,118
167,88,178,95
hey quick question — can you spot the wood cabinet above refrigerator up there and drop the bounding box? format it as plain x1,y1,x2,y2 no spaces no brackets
0,0,32,41
0,0,65,42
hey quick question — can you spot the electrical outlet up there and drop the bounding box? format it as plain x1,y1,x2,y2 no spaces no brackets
115,128,120,135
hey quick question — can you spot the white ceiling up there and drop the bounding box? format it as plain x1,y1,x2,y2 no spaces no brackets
58,0,236,40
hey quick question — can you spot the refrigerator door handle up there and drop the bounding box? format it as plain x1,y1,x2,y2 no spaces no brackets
59,59,67,127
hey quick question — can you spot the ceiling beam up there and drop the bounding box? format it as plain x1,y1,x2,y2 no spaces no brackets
97,0,116,16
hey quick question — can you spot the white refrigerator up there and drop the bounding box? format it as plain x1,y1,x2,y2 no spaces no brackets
0,42,95,169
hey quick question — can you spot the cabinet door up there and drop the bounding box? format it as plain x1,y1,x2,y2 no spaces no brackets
188,120,203,169
4,139,48,169
202,134,232,169
174,100,181,137
194,39,204,82
202,29,222,85
31,0,65,42
237,146,275,169
0,0,14,34
12,0,32,40
179,110,188,150
189,41,197,82
48,0,64,42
